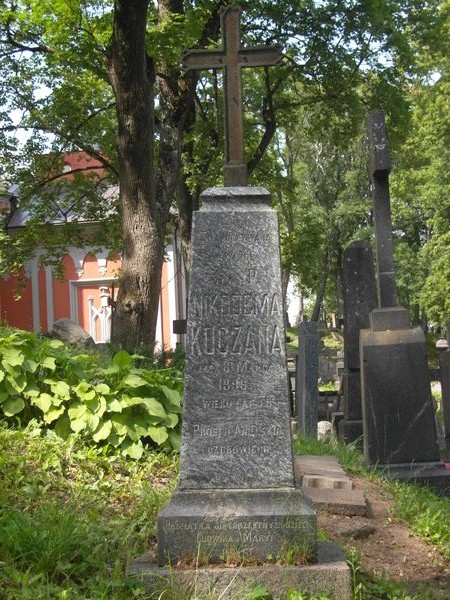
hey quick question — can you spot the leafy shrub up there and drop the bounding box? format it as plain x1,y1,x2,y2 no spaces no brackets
0,328,183,457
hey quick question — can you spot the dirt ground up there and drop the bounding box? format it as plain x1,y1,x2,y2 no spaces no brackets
318,475,450,597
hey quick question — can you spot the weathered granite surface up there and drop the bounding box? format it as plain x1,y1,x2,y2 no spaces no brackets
49,318,95,348
381,462,450,496
342,241,377,371
157,187,316,565
158,487,316,564
360,324,440,465
131,542,352,600
295,322,319,437
339,241,377,443
368,110,397,308
179,187,293,489
439,349,450,449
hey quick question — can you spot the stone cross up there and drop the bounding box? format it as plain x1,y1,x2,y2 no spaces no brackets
368,109,398,308
182,6,283,186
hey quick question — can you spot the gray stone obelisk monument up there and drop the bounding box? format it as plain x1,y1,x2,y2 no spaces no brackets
360,111,450,493
157,6,316,564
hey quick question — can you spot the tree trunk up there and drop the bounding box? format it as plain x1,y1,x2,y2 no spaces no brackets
177,177,200,283
311,244,330,322
281,265,290,329
106,0,163,350
105,0,224,350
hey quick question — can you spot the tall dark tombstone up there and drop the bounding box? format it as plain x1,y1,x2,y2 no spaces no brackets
338,240,377,443
438,331,450,455
156,6,317,564
360,111,450,494
295,321,319,438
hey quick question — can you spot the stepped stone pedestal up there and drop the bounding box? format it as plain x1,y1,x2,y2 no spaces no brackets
158,187,317,564
360,308,440,466
360,308,450,495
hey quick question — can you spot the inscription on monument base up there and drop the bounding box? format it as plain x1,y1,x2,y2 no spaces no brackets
157,488,317,564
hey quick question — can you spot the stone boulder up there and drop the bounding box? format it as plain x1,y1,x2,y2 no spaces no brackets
50,318,95,348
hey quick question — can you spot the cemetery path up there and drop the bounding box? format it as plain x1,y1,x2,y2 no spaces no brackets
317,476,450,597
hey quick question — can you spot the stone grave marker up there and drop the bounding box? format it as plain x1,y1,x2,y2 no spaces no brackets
157,6,316,565
338,240,377,443
131,10,353,597
360,110,450,494
295,321,319,438
158,186,317,563
437,332,450,455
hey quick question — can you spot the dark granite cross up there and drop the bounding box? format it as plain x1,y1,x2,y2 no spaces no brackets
182,6,283,186
368,109,398,308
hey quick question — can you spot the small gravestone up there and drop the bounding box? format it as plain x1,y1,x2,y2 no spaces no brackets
295,321,319,438
360,111,450,494
338,240,377,443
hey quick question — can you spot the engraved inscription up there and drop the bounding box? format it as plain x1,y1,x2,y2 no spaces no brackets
199,359,279,375
190,293,280,318
201,444,272,455
223,360,278,374
202,395,277,410
221,247,253,261
191,324,282,356
193,423,281,437
197,230,272,244
163,518,309,535
218,377,258,391
198,531,274,544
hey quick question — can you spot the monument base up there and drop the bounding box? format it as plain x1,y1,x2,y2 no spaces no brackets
338,419,363,444
157,486,317,565
379,462,450,497
360,310,440,465
130,541,352,600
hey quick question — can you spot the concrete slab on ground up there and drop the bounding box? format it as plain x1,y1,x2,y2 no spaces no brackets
303,486,367,516
129,541,352,600
294,455,368,516
302,474,353,490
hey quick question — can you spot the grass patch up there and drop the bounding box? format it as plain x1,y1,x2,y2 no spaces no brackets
390,480,450,560
2,421,450,599
0,421,177,598
318,329,343,352
286,327,299,349
346,547,421,600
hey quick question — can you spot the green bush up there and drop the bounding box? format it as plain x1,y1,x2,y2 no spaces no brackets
0,328,183,457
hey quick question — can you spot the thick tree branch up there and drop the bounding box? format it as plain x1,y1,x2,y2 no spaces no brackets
247,66,277,176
